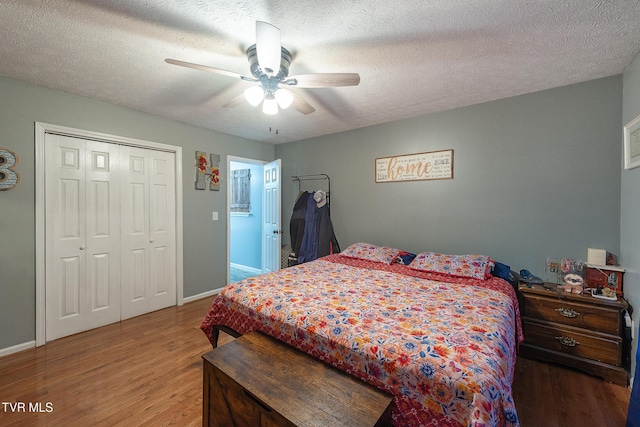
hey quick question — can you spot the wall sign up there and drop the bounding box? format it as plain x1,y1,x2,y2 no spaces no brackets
375,149,453,183
0,147,20,190
624,113,640,170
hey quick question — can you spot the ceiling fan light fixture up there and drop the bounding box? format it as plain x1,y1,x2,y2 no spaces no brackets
262,96,279,115
244,86,264,106
275,89,293,109
166,21,359,118
256,21,281,76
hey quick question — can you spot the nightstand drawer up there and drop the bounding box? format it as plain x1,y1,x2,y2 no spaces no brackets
523,322,622,366
522,294,620,335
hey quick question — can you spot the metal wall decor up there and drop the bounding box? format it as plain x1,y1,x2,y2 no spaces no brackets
0,147,20,190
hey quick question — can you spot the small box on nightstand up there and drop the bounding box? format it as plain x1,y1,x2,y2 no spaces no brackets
585,264,625,296
587,248,607,265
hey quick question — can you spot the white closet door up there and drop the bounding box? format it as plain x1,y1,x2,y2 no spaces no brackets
148,150,176,311
120,146,176,319
45,134,121,341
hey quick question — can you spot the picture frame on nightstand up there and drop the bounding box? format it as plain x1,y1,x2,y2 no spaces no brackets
624,113,640,170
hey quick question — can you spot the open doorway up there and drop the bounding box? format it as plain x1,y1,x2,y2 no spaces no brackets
227,156,282,284
228,157,264,283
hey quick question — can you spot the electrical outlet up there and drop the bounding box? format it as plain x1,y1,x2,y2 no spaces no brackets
212,211,218,221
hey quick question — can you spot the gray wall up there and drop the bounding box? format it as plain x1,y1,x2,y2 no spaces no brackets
622,53,640,382
276,76,622,280
0,76,274,349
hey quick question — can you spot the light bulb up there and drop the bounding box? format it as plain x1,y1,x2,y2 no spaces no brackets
275,89,293,109
244,86,264,106
262,97,278,115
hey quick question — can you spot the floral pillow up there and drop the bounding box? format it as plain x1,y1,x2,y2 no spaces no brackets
409,252,492,280
341,242,401,265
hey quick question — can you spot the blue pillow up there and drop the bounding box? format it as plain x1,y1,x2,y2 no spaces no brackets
395,251,417,265
492,261,511,280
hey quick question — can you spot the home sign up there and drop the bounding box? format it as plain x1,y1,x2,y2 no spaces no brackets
375,149,453,183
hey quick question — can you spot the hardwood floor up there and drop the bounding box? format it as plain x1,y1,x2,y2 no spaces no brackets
0,297,631,426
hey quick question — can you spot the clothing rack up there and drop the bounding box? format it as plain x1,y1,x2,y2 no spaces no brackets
291,173,331,203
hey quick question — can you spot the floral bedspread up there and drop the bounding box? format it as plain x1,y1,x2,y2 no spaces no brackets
201,254,522,427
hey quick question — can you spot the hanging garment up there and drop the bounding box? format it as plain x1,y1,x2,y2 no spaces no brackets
289,191,310,257
316,204,339,257
298,192,319,263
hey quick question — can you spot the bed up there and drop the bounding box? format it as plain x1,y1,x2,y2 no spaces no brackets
201,243,523,427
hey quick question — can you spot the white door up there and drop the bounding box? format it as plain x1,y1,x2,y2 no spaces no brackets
262,159,281,273
45,134,121,341
120,146,176,319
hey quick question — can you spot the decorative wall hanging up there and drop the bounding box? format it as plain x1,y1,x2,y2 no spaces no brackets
624,113,640,170
195,151,208,190
195,151,222,190
209,153,221,191
230,168,251,212
375,149,453,183
0,147,20,190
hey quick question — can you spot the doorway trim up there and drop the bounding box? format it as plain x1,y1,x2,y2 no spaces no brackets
34,122,184,347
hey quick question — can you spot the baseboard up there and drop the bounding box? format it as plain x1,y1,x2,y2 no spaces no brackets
183,288,224,304
0,340,35,358
230,263,262,275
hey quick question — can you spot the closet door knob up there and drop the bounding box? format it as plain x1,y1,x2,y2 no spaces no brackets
150,239,155,243
79,245,85,250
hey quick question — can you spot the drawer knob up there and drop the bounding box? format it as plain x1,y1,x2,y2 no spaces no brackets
555,307,580,318
555,336,580,347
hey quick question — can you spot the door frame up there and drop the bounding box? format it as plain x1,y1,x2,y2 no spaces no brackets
34,122,184,347
227,156,267,284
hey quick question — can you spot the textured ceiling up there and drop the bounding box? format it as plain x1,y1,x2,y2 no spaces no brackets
1,0,639,144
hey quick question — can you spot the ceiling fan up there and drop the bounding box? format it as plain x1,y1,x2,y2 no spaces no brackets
165,21,360,115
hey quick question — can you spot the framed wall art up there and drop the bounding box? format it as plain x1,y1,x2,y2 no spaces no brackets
624,113,640,170
375,149,453,183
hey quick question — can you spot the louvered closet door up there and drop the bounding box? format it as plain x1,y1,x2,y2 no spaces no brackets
120,146,176,319
45,134,121,341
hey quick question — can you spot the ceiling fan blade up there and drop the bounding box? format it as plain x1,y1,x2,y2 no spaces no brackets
283,73,361,88
255,21,281,76
165,58,256,81
222,92,246,109
288,90,316,115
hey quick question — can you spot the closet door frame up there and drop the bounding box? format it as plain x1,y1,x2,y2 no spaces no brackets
35,122,184,347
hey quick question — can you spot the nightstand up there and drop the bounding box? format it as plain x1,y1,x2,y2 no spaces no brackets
518,282,630,386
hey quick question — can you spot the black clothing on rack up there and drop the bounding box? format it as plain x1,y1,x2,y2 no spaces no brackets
288,174,339,264
316,204,340,257
289,191,311,258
